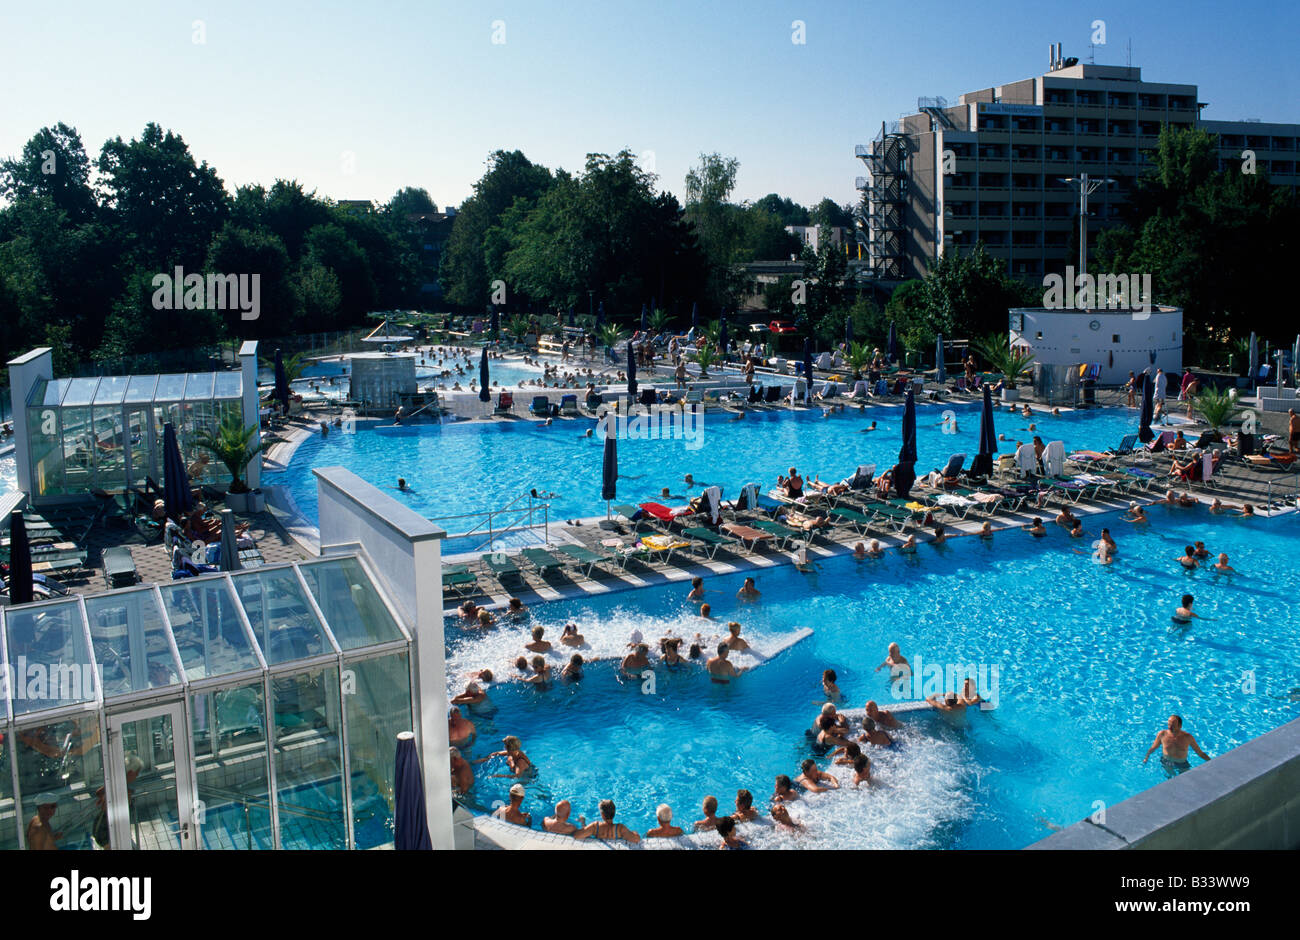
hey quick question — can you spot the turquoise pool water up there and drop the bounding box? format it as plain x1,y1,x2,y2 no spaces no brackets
446,506,1300,849
267,402,1166,532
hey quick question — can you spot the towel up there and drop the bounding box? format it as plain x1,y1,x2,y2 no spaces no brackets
703,486,722,525
1015,442,1037,473
1044,440,1066,477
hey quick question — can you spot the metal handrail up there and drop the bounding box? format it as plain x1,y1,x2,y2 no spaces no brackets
431,492,553,551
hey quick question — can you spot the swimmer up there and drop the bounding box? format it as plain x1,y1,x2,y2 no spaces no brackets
397,477,408,491
715,816,747,850
723,621,750,652
899,534,918,553
1213,553,1235,573
525,655,551,687
736,576,760,599
450,747,474,794
931,524,947,545
1025,518,1047,537
770,802,803,830
513,656,530,676
507,597,529,620
699,602,714,620
1192,541,1210,560
853,542,868,559
858,421,879,433
1142,714,1210,775
816,714,853,749
927,690,967,715
448,706,476,749
796,758,839,793
645,804,683,838
823,669,841,701
852,754,872,786
1171,593,1201,624
1176,545,1199,570
1055,507,1078,528
833,741,862,766
561,654,584,680
1069,519,1083,539
1125,502,1149,524
865,700,902,729
524,626,552,653
773,774,801,802
458,600,479,621
859,717,894,747
1100,528,1117,554
478,735,533,777
1238,503,1255,517
560,623,585,646
659,637,687,666
706,644,739,683
451,680,490,707
687,576,705,602
979,522,993,539
621,643,650,676
874,643,910,677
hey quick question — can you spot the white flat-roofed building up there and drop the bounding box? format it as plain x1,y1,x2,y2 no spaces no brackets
1009,305,1182,385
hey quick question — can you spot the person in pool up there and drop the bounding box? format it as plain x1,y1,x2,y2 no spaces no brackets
492,784,532,827
1209,498,1226,514
1192,541,1210,559
645,804,684,839
979,522,993,540
859,420,879,433
1100,528,1118,555
507,597,528,620
927,691,968,717
694,795,722,831
687,576,705,601
543,799,584,835
732,789,760,823
874,643,910,678
1213,553,1236,573
1143,714,1210,775
816,714,854,750
1055,507,1079,528
397,477,408,491
561,654,584,680
723,621,751,652
715,816,748,850
853,542,868,559
621,643,651,676
699,603,714,620
524,626,552,653
560,623,585,647
770,802,803,830
476,609,496,629
823,669,841,701
575,800,640,844
1125,503,1150,524
525,656,551,687
796,758,839,793
1176,545,1200,570
899,533,918,553
451,679,491,708
866,699,902,730
458,600,479,621
772,774,801,802
833,741,863,767
852,754,872,787
736,576,760,599
1238,503,1255,517
707,644,739,684
1025,517,1047,537
1172,594,1201,624
478,735,533,777
448,706,476,749
860,717,895,748
1069,519,1084,539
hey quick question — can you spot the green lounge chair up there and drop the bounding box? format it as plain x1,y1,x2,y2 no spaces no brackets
748,518,802,549
442,564,478,597
521,547,565,575
680,526,739,559
482,552,523,584
554,543,613,578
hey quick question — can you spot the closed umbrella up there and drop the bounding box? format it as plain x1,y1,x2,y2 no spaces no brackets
845,315,854,347
601,432,618,517
1138,373,1154,443
690,302,699,330
887,321,898,364
478,347,490,403
218,508,241,571
393,732,433,850
489,306,499,341
970,384,997,477
1293,335,1299,386
935,334,946,384
273,349,290,413
1277,350,1285,390
7,510,32,605
718,314,729,363
568,306,575,327
162,422,195,522
1248,332,1258,384
626,341,637,398
895,387,918,497
640,304,647,332
802,337,814,404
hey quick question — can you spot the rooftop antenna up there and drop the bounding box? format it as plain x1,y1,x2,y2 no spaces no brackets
1088,42,1096,64
1126,38,1131,67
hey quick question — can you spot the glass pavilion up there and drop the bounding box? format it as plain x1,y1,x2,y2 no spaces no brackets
24,371,245,498
0,553,414,850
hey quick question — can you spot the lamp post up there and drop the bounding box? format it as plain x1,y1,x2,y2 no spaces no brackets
1059,173,1113,308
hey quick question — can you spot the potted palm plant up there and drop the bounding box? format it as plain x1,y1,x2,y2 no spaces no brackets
974,333,1036,402
195,413,267,513
844,341,871,382
597,324,626,361
1191,386,1240,436
695,345,718,378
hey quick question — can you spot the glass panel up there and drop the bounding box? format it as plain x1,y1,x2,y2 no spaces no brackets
61,377,100,407
183,373,214,401
92,375,128,405
125,406,153,490
153,374,187,402
213,372,242,400
26,405,62,498
4,600,96,716
84,590,181,698
113,710,182,849
344,652,410,849
60,405,93,493
273,665,346,849
0,732,15,850
91,405,127,490
300,558,404,650
33,378,68,407
124,374,159,404
159,579,261,681
14,714,103,849
191,681,272,849
232,568,330,666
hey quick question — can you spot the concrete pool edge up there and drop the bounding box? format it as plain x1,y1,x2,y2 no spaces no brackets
1029,715,1300,850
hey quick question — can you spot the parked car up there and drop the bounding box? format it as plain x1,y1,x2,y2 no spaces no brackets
768,320,798,335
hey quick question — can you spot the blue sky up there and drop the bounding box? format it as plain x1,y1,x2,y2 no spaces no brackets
2,0,1297,211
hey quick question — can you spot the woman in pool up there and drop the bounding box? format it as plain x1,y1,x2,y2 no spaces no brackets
732,789,760,823
660,637,687,666
561,654,584,681
525,656,551,687
476,609,496,629
507,597,528,620
1239,503,1255,517
772,774,800,802
479,735,534,777
723,621,751,652
560,623,585,647
899,534,918,553
816,714,853,750
1124,503,1149,524
687,576,705,602
823,668,841,701
575,799,640,844
1069,519,1084,539
979,522,994,540
621,643,651,676
1172,594,1201,624
458,600,479,621
1176,545,1200,570
931,524,947,545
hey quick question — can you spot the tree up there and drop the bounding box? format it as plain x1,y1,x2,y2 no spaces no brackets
304,223,374,325
683,153,745,307
206,223,295,337
0,124,98,222
385,186,436,217
973,333,1035,389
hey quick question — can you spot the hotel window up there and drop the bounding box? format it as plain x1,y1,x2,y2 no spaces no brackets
1112,335,1120,343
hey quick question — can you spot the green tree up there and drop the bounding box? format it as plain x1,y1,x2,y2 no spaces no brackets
0,123,98,222
206,223,295,336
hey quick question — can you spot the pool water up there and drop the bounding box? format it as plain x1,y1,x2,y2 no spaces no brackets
446,507,1300,849
268,402,1165,529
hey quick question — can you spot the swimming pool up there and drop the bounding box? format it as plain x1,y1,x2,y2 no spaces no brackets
445,506,1300,849
267,402,1170,533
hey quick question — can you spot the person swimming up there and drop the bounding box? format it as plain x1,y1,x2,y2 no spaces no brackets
1171,593,1200,624
1213,553,1236,573
707,643,739,683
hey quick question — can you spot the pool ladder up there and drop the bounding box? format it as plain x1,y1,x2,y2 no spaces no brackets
430,491,552,553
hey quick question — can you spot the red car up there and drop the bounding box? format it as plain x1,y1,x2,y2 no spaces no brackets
768,320,798,334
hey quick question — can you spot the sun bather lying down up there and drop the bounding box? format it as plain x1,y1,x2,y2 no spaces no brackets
784,509,831,531
809,474,851,496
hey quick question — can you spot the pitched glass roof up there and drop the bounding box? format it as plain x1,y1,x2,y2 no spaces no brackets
0,555,408,724
26,371,243,408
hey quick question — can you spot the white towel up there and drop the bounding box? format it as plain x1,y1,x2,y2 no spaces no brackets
703,486,722,525
1045,440,1066,477
1015,442,1037,473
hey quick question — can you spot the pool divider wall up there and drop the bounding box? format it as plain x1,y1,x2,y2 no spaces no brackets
1029,715,1300,850
313,465,456,849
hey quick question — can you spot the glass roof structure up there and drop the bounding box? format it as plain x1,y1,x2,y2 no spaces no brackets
0,553,415,851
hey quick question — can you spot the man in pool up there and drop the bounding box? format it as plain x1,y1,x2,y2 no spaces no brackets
706,644,739,683
822,669,841,701
816,714,853,750
448,706,476,749
852,754,872,787
1055,507,1078,528
687,576,705,601
723,621,751,652
621,643,651,677
1213,553,1236,573
865,699,902,730
858,421,879,433
1125,502,1150,524
493,783,532,827
927,691,968,720
874,643,911,680
732,789,760,822
796,758,840,793
772,775,800,802
736,576,760,600
694,795,722,831
645,804,684,838
1143,714,1210,775
524,626,552,653
1024,518,1047,537
1176,545,1200,570
1172,594,1202,624
770,802,803,830
543,799,583,835
859,717,894,748
450,747,474,795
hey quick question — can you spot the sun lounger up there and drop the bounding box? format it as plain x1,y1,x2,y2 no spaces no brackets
493,391,515,415
442,564,478,597
748,518,804,549
677,526,738,558
715,523,772,552
482,552,523,584
521,547,565,575
554,543,614,578
828,505,890,534
529,396,555,417
559,394,579,417
632,534,690,564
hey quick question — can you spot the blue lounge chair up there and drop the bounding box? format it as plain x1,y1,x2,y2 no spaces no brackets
559,394,579,416
529,396,554,417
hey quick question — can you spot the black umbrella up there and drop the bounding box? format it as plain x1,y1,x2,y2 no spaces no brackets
887,321,898,364
845,315,854,346
7,510,33,605
640,304,647,332
718,314,729,363
895,387,919,497
163,422,195,522
690,302,699,330
601,431,618,517
393,731,433,850
568,306,575,327
273,349,290,413
970,384,997,477
478,347,490,402
1138,372,1154,443
595,301,605,331
219,508,241,571
935,334,946,384
626,341,637,397
802,337,814,404
489,306,499,341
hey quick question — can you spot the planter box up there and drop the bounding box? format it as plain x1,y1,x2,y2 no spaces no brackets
225,491,249,513
246,490,266,513
1001,387,1021,403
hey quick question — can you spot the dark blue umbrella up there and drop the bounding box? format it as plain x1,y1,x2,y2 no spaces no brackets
595,302,605,331
490,307,499,341
626,341,637,397
640,304,647,332
1138,372,1154,443
601,432,618,515
935,334,946,384
568,306,575,327
7,510,33,605
442,316,450,331
802,337,814,403
895,387,918,497
650,297,657,322
887,321,898,364
845,315,854,347
690,302,699,330
718,314,729,362
162,422,195,522
393,732,433,850
273,349,290,412
478,347,490,402
970,384,997,477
